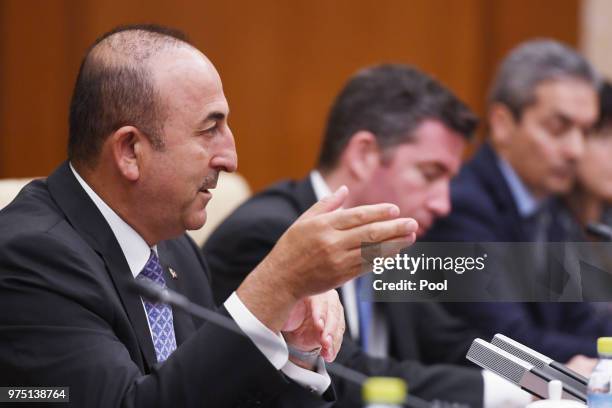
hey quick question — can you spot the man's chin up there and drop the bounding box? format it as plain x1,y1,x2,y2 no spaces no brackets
185,211,207,232
547,178,574,195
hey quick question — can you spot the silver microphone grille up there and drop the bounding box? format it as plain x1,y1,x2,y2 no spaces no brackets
467,339,531,384
491,333,550,369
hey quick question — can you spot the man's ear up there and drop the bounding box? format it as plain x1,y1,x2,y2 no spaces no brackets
340,131,381,182
489,103,518,149
108,126,146,181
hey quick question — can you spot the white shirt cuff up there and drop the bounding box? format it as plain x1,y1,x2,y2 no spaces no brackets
224,292,332,395
224,292,288,369
282,358,331,395
482,370,532,408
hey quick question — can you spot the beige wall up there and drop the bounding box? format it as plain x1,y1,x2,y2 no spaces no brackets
581,0,612,81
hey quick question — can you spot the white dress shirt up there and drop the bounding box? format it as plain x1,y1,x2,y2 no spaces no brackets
70,164,330,395
309,170,531,407
310,170,389,357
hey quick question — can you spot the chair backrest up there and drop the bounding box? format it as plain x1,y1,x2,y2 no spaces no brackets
0,178,33,210
0,173,251,248
186,172,251,247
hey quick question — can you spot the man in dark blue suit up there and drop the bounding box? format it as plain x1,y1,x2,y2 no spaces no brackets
424,39,611,364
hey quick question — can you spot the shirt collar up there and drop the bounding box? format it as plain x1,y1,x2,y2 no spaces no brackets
69,163,154,278
310,170,333,201
496,157,542,218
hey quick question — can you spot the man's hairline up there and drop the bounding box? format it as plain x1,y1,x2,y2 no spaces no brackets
318,117,468,173
489,75,598,122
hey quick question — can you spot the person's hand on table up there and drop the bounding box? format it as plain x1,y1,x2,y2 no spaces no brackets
566,354,597,377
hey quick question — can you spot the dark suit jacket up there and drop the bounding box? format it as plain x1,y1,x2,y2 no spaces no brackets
0,162,334,408
423,143,612,362
204,176,485,408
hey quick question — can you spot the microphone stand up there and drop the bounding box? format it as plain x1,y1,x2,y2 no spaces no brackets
130,279,465,408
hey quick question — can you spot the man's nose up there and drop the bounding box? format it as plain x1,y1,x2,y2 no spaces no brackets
562,127,585,162
211,127,238,173
428,181,452,218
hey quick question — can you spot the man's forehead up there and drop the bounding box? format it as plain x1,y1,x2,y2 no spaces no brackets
151,47,226,108
390,120,465,167
151,46,219,84
411,120,466,150
531,79,598,124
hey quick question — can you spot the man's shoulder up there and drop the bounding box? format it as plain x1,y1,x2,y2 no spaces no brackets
0,178,65,242
0,178,113,278
451,167,497,214
215,178,312,232
448,154,501,219
203,177,315,271
203,177,316,303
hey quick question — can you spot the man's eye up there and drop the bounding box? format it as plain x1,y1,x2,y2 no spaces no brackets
547,124,565,136
422,169,441,181
543,118,570,136
201,124,218,135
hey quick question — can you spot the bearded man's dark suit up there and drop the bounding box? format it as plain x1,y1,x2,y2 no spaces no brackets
204,176,484,408
0,162,334,407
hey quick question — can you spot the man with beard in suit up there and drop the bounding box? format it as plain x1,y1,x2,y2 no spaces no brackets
204,64,533,407
0,25,419,407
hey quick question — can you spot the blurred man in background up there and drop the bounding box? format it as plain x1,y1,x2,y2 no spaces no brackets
424,39,610,364
205,64,534,407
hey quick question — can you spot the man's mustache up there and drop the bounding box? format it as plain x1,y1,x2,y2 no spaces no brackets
201,172,219,190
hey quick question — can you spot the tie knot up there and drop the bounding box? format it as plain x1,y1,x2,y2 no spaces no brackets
138,250,165,286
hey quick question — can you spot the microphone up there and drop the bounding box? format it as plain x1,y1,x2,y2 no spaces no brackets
491,333,587,396
131,278,244,335
586,222,612,241
130,279,457,408
466,338,585,402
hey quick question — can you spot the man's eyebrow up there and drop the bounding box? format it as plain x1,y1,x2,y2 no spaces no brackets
549,111,595,133
551,111,573,124
199,111,226,125
420,161,450,174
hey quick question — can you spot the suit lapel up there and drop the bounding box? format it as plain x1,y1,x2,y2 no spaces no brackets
157,241,197,344
47,162,157,370
471,143,525,241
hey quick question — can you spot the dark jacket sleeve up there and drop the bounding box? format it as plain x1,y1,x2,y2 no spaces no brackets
0,230,333,408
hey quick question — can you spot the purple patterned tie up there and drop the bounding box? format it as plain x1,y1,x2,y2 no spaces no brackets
137,250,177,363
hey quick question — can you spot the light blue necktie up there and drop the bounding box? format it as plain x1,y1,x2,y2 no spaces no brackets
355,275,373,351
137,250,177,363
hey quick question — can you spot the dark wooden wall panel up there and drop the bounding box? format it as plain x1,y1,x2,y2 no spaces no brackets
0,0,580,191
